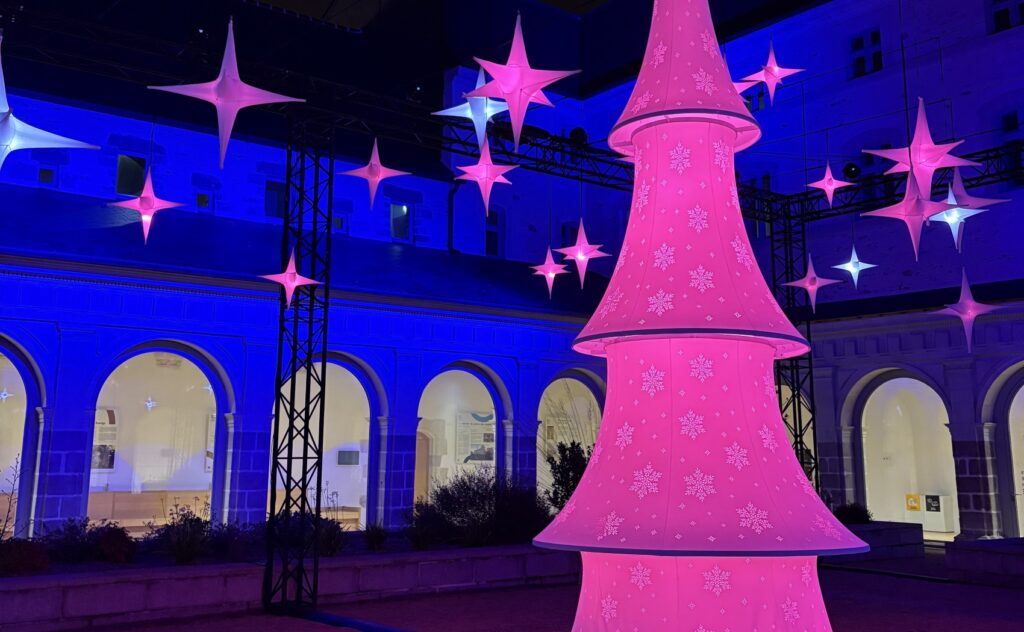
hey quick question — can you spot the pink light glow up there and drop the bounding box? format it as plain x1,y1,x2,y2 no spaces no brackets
148,19,304,168
862,172,953,261
784,255,842,313
261,249,320,307
741,42,803,104
533,2,865,629
555,219,609,288
938,270,998,352
339,138,411,209
455,138,516,215
109,169,183,244
808,162,853,207
532,247,568,298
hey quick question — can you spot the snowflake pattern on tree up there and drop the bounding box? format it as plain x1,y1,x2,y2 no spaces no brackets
737,502,773,534
700,30,720,58
689,354,714,382
600,595,618,622
692,68,717,95
650,41,668,68
731,234,754,271
598,287,624,319
640,365,665,397
689,265,715,293
724,442,750,471
629,562,652,590
702,565,731,596
630,463,662,499
688,204,709,232
670,143,692,174
615,422,635,449
632,90,653,114
759,424,779,452
653,243,676,270
678,409,706,439
712,139,730,173
636,180,651,210
647,289,675,316
598,512,624,540
782,598,800,623
684,468,717,502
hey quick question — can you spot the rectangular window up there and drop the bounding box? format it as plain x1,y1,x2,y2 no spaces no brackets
264,180,288,219
336,451,360,466
390,203,411,241
196,192,211,210
115,155,146,196
560,220,578,245
38,167,55,185
485,208,502,257
989,1,1024,32
851,29,883,78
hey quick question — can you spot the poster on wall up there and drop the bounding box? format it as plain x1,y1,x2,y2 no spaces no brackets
925,495,941,512
905,494,921,512
456,411,495,467
205,414,216,473
92,409,117,470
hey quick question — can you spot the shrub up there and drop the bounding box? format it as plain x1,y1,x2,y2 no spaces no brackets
89,522,135,563
405,502,447,550
0,538,49,576
41,518,92,563
148,506,210,564
269,512,346,557
363,523,388,551
543,441,590,510
209,522,260,562
495,483,551,545
833,503,873,525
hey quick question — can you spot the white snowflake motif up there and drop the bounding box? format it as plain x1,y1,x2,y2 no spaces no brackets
689,354,714,382
684,468,717,502
712,139,731,173
692,68,717,96
814,514,842,540
678,409,706,439
647,289,675,316
629,462,662,499
553,498,576,526
801,562,814,587
688,204,709,232
669,143,692,174
653,243,676,271
724,442,750,471
700,30,720,58
731,234,754,271
737,502,774,534
694,627,715,632
636,180,651,211
689,266,715,294
640,365,665,397
616,244,629,271
600,595,618,622
615,422,634,449
759,424,779,453
782,598,800,623
761,369,775,398
702,565,732,596
632,90,653,114
599,511,625,540
730,184,740,209
630,562,652,591
650,41,668,68
598,287,624,319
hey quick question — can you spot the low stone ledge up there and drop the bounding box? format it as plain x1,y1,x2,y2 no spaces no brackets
822,521,923,562
0,545,580,631
946,538,1024,588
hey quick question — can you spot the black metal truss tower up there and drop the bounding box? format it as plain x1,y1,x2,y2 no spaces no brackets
263,111,335,613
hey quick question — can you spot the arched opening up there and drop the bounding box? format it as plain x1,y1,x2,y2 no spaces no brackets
275,361,374,529
415,369,498,500
0,349,33,538
860,377,959,540
1006,385,1024,536
88,351,219,533
536,377,602,498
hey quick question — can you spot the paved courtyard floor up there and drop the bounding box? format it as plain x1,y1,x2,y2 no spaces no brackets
114,567,1023,632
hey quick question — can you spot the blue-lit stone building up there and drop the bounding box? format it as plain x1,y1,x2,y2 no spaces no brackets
1,0,1024,545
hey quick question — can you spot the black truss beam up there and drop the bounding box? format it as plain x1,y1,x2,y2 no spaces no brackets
263,110,334,613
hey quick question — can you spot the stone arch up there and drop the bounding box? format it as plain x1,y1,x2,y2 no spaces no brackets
981,360,1024,537
0,333,45,538
535,368,606,499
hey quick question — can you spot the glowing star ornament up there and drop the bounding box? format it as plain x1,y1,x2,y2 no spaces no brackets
467,14,579,151
741,41,803,104
340,139,410,209
109,170,183,244
555,219,609,288
784,255,842,313
455,138,516,215
433,68,508,150
532,247,568,298
832,245,876,289
0,35,97,171
144,397,157,411
863,98,978,190
261,250,320,308
929,186,988,251
148,19,304,168
732,79,758,95
862,173,953,260
949,166,1009,210
938,270,998,352
808,162,854,207
0,389,10,402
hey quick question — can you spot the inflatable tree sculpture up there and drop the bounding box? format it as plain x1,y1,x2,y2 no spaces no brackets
533,1,867,629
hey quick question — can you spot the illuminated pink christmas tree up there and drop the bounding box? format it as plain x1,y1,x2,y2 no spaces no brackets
533,2,867,629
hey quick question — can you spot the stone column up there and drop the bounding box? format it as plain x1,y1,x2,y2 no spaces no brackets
947,364,1001,539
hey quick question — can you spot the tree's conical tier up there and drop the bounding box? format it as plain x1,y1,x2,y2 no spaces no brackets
607,0,760,156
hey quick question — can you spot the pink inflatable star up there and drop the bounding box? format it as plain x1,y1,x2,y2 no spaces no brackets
863,98,978,190
149,19,304,168
339,139,410,209
939,270,998,352
807,162,853,207
109,170,183,244
555,219,609,288
862,173,953,260
532,247,568,298
784,254,841,313
741,42,802,104
261,249,320,308
467,14,579,150
949,166,1008,210
455,138,516,215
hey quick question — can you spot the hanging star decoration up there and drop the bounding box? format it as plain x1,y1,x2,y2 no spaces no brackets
929,186,988,252
733,79,758,95
784,254,841,313
555,219,609,288
455,138,516,215
862,173,953,261
149,19,304,168
741,41,802,104
948,166,1009,210
532,247,568,298
0,34,97,172
808,162,854,207
832,245,876,289
261,249,320,308
109,169,183,244
144,397,157,411
938,270,998,352
0,388,10,403
863,97,978,189
467,13,579,151
433,67,508,151
339,138,410,209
